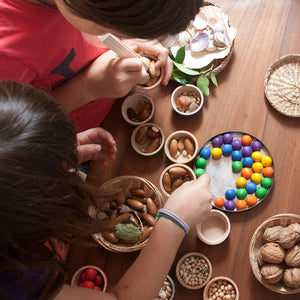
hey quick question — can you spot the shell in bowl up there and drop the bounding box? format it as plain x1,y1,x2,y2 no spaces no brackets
164,130,199,164
171,84,204,116
121,93,155,126
89,176,163,253
176,252,212,289
249,213,300,294
156,275,175,300
159,163,196,198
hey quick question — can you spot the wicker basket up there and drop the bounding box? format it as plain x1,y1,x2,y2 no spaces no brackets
176,252,212,289
264,54,300,117
89,176,163,253
249,213,300,294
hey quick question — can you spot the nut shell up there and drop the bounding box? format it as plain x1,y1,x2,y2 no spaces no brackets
261,263,284,284
279,227,297,249
261,242,285,264
288,223,300,241
263,226,283,243
283,268,300,288
285,244,300,267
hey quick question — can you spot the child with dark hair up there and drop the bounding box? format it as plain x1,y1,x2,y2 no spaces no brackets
0,0,203,132
0,81,211,299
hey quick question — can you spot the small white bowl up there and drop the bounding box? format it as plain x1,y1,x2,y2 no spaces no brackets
121,93,155,126
157,275,176,300
203,276,239,300
131,123,164,156
196,209,230,245
159,163,196,197
164,130,199,164
171,84,204,116
71,265,108,292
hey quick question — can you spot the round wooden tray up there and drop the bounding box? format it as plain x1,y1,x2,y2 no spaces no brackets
264,54,300,117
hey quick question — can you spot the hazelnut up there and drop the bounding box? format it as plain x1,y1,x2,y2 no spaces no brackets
261,242,285,263
283,268,300,288
260,263,284,284
285,244,300,267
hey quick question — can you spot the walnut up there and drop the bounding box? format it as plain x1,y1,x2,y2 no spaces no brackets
260,263,284,284
285,244,300,267
283,268,300,288
288,223,300,242
279,227,297,249
263,226,283,243
261,242,285,263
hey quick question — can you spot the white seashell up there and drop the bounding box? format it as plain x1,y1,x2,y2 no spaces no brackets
178,30,192,46
187,26,197,37
189,101,200,112
190,32,209,52
193,11,208,30
211,22,224,33
213,32,227,48
205,40,217,52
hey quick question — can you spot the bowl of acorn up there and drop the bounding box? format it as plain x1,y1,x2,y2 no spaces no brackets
131,123,164,156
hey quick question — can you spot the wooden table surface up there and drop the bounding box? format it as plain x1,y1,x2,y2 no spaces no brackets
66,0,300,299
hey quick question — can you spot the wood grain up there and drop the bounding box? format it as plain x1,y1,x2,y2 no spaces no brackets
66,0,300,299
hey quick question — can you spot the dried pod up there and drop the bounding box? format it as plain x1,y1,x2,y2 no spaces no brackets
162,172,172,192
117,194,126,205
108,209,118,222
130,188,146,198
263,226,284,243
135,126,148,144
137,108,150,121
169,139,178,158
260,263,284,284
184,137,195,155
288,223,300,241
178,138,185,152
261,242,285,263
127,107,137,121
283,268,300,288
285,244,300,267
119,238,139,245
127,199,144,210
146,137,161,153
146,198,157,217
171,178,183,192
147,126,160,139
142,213,155,226
114,213,131,225
279,227,297,249
169,166,187,177
138,226,153,243
102,232,119,244
129,214,140,226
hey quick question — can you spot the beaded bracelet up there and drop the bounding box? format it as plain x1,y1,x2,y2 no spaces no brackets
155,208,190,234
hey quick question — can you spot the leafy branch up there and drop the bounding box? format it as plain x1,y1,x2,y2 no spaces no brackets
169,46,218,96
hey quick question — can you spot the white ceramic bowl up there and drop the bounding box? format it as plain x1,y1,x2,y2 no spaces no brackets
171,84,204,116
121,93,155,126
159,163,196,197
196,209,230,245
71,265,108,292
203,276,239,300
164,130,199,164
131,123,164,156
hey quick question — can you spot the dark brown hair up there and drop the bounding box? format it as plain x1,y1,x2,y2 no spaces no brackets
62,0,203,39
0,81,105,299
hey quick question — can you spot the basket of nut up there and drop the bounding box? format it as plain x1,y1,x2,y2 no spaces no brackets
89,176,163,252
176,252,212,289
249,213,300,294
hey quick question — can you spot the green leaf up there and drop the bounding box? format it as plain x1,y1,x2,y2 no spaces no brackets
168,51,175,61
174,46,186,64
197,75,210,96
173,61,200,76
172,69,185,79
210,72,218,87
172,77,187,85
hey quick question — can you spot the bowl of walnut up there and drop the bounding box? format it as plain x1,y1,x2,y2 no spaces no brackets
171,84,204,116
249,213,300,294
176,252,212,289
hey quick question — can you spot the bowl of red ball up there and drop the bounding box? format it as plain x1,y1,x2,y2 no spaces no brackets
71,265,108,292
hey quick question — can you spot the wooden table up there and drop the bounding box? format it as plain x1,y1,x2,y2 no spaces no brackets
66,0,300,299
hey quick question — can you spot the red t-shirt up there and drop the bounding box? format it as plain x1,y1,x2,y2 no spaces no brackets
0,0,115,132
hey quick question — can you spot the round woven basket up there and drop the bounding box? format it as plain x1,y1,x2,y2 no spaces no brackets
264,54,300,117
249,213,300,294
89,176,163,253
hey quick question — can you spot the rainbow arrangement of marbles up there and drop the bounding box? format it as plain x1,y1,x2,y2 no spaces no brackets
194,132,274,212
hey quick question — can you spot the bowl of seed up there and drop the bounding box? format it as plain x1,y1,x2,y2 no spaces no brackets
155,275,175,300
203,276,239,300
171,84,204,116
176,252,212,290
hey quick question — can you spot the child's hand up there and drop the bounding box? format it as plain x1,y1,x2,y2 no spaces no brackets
124,38,173,86
163,174,212,228
76,128,117,165
83,50,149,99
